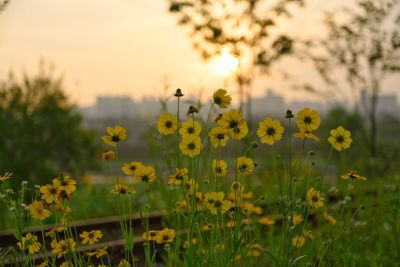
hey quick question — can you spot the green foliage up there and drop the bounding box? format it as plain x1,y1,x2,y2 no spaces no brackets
0,63,101,188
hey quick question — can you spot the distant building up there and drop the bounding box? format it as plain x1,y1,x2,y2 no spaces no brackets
251,90,286,117
251,89,327,118
79,96,140,119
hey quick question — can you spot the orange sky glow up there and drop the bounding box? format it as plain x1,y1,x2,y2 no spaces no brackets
0,0,398,107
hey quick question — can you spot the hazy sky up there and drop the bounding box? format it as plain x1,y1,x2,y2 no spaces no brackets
0,0,398,106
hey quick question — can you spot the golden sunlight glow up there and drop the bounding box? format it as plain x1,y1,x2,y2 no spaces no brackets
211,53,239,77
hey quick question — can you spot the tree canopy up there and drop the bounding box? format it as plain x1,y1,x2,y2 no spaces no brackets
0,63,101,187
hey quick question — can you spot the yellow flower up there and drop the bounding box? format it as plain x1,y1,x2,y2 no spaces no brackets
40,184,60,204
17,233,41,254
111,184,135,195
246,243,262,257
213,88,232,108
296,107,321,131
155,228,176,244
59,262,73,267
118,260,131,267
292,235,305,247
293,130,320,141
341,170,366,181
0,172,12,183
157,113,178,135
208,127,230,148
168,168,189,185
202,223,214,232
102,150,116,160
204,192,232,215
242,201,263,215
236,157,255,176
134,165,156,183
307,187,324,209
179,135,202,157
52,174,76,195
102,125,127,146
80,230,103,245
212,159,228,176
258,217,275,226
328,126,352,151
257,118,284,145
122,161,143,175
323,211,337,225
179,119,202,136
293,214,304,226
217,109,248,140
45,226,66,238
87,247,108,258
302,230,315,240
143,230,160,242
51,238,76,258
29,201,51,220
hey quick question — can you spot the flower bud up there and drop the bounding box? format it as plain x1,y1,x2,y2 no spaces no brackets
251,141,258,148
285,110,294,119
187,105,199,115
174,88,184,97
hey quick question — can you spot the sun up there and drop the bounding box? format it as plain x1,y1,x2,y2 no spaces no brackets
212,53,239,76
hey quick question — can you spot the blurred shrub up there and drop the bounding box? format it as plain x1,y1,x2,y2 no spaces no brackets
0,62,101,188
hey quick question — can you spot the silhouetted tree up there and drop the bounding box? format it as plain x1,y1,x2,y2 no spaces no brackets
306,0,400,157
0,0,10,13
0,62,101,187
168,0,305,124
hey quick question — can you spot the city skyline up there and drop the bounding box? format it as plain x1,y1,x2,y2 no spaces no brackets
79,89,400,120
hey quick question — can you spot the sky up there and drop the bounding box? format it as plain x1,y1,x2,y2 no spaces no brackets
0,0,399,107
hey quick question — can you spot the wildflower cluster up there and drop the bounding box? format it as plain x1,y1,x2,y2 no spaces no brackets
0,87,367,267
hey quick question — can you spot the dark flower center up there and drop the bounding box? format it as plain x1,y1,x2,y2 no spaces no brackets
214,200,222,208
176,174,183,180
165,121,173,128
336,135,344,143
188,143,196,150
229,120,238,128
266,127,276,136
187,127,194,134
304,116,312,124
141,175,149,182
120,188,127,194
215,167,222,173
214,97,221,104
163,235,169,241
239,164,248,171
130,166,136,171
208,198,214,204
216,133,225,140
312,196,318,202
112,135,120,142
50,188,58,194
